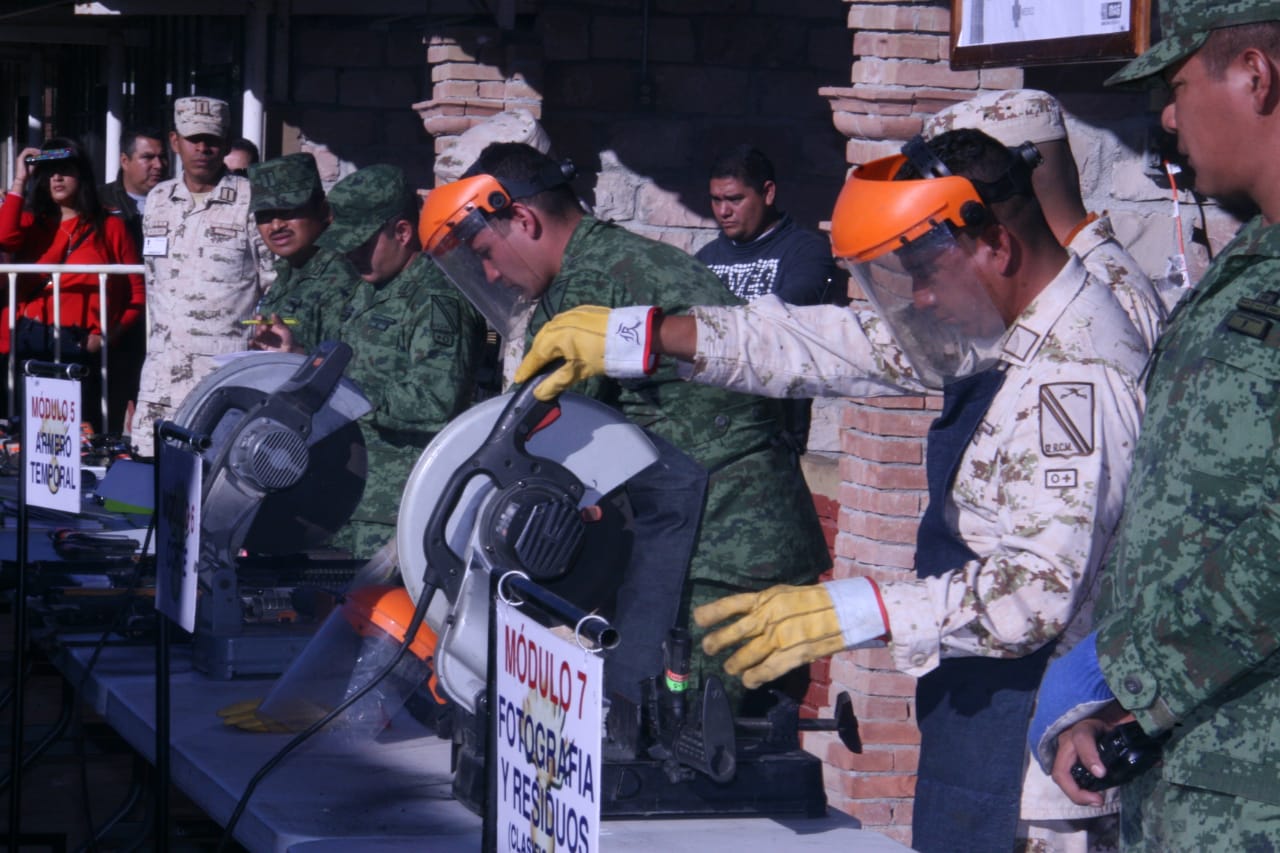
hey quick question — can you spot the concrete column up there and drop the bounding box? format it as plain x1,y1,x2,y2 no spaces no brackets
242,2,269,152
26,49,43,146
105,32,125,184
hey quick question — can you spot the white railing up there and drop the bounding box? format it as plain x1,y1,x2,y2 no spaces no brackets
0,263,146,430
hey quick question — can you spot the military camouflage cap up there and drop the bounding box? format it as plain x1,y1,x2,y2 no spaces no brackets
316,164,418,253
1107,0,1280,85
173,96,229,138
248,153,324,215
924,89,1066,146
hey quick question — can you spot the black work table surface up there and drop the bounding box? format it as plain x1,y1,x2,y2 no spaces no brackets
49,635,911,853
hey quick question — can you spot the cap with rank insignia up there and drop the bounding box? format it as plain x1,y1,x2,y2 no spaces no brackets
173,96,229,139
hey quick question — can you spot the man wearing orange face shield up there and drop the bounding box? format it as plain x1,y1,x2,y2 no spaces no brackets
512,129,1149,853
418,142,831,714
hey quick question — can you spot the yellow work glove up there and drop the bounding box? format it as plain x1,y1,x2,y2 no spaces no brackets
694,578,888,690
216,698,316,734
514,304,659,402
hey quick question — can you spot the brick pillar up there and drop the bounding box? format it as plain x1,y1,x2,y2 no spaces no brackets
413,30,545,184
814,1,1025,846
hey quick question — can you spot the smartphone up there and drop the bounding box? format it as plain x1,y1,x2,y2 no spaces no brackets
24,149,74,166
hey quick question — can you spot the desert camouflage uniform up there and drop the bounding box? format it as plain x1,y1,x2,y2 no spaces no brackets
1090,216,1280,851
1069,215,1166,354
329,254,487,558
692,259,1144,845
690,256,1146,677
134,172,275,454
258,247,358,352
532,215,831,697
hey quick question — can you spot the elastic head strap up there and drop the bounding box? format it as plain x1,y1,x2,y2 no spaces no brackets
969,141,1042,206
498,159,577,202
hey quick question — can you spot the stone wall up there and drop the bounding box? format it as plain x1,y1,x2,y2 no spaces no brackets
283,16,438,191
415,2,852,256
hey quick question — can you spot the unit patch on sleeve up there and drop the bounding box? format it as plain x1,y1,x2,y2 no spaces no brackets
1039,382,1094,458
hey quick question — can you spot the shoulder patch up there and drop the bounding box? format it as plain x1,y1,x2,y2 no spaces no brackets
1226,291,1280,348
430,294,460,347
1039,382,1095,457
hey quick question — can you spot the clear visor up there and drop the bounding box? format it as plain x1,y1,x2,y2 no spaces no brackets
840,225,1007,389
429,209,537,341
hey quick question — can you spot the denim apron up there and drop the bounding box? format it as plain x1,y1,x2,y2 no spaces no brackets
910,367,1056,853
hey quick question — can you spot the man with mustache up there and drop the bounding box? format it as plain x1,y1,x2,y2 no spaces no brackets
252,164,488,558
99,126,168,430
98,125,168,253
248,152,356,352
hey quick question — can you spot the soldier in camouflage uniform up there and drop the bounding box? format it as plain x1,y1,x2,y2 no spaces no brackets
419,143,831,710
1029,2,1280,850
254,165,487,559
923,88,1169,348
513,131,1149,852
134,96,275,455
248,153,358,351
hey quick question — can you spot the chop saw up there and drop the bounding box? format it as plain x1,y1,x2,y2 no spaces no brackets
393,373,852,818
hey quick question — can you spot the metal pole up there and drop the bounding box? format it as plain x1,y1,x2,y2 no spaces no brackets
152,420,207,852
500,572,619,649
98,273,109,431
6,272,15,425
7,392,30,850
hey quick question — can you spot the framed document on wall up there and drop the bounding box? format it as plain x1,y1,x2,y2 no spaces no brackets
950,0,1151,69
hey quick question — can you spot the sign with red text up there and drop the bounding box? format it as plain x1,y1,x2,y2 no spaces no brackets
155,442,201,632
493,598,601,853
23,376,81,513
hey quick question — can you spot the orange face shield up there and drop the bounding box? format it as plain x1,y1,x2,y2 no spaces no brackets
830,154,988,263
418,174,540,340
827,153,1007,389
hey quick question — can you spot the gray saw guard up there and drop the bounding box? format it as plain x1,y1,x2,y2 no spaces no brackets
396,391,659,714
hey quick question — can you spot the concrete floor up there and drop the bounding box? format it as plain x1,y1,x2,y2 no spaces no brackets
0,609,243,852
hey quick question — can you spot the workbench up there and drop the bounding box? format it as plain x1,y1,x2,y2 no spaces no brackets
47,634,914,852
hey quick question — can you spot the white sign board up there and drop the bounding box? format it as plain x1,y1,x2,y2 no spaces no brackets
958,0,1131,47
494,598,601,853
23,376,81,513
155,442,201,632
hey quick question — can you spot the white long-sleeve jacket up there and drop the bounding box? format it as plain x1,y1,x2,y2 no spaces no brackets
686,256,1147,680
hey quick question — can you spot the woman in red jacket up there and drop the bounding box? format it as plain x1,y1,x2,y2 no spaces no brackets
0,137,146,431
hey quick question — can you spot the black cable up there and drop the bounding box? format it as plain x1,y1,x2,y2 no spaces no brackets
75,698,95,852
215,581,439,852
62,514,155,851
0,672,74,791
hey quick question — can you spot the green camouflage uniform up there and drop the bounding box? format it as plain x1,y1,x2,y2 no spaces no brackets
258,248,357,351
530,215,831,698
1091,216,1280,851
315,165,488,558
1070,2,1280,848
333,254,485,556
249,153,357,352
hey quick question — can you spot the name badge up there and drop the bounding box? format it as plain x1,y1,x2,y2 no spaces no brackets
143,235,169,257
